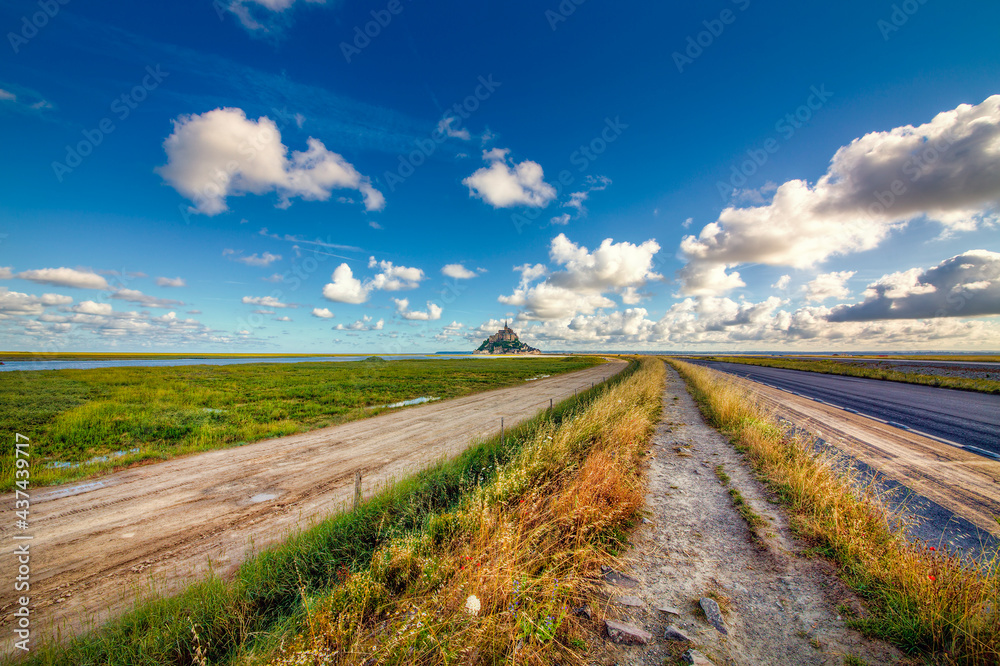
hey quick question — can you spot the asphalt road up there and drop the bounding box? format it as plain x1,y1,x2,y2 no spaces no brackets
782,356,1000,369
685,359,1000,458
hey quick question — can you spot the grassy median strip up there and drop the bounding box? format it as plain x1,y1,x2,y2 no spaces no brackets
695,355,1000,394
0,356,599,490
22,358,663,665
669,359,1000,664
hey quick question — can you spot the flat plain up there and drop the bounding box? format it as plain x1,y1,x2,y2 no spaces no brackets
0,360,623,653
0,356,599,489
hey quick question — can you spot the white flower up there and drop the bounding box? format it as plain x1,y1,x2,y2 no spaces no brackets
465,594,481,616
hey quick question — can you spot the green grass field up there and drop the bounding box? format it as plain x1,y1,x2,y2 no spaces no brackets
0,356,600,490
693,355,1000,394
17,359,651,666
815,354,1000,363
0,352,387,362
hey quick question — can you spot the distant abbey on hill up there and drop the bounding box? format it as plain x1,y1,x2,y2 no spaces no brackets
474,321,541,355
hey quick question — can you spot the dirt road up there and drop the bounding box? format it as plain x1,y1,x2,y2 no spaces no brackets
729,374,1000,541
0,361,623,652
596,364,900,665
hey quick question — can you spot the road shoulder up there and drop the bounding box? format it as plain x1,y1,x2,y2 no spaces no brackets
726,374,1000,548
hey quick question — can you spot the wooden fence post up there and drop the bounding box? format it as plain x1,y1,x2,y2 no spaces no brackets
353,471,361,510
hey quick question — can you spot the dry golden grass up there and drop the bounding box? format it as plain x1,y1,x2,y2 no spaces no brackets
668,359,1000,664
263,358,665,665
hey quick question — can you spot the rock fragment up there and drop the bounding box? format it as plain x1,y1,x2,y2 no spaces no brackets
612,595,644,607
663,624,692,642
683,648,716,665
699,597,728,634
601,565,640,588
605,619,653,645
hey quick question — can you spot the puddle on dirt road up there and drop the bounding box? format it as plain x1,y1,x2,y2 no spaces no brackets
250,493,279,503
35,481,107,502
525,374,551,381
371,396,440,409
46,448,141,470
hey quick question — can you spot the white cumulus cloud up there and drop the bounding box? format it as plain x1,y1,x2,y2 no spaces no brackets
16,267,109,290
322,264,371,304
827,250,1000,321
512,293,1000,350
678,95,1000,295
335,315,384,331
367,258,424,291
804,271,855,303
499,234,661,320
224,249,283,267
156,108,384,216
155,276,186,288
73,301,114,315
111,289,185,309
441,264,477,279
463,149,556,208
322,259,425,303
241,295,295,308
771,275,791,290
312,307,335,318
393,298,442,321
0,288,72,317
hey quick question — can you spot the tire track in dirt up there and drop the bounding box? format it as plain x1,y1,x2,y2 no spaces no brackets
0,361,624,653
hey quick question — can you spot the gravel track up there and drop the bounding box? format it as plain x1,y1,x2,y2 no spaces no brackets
593,363,901,665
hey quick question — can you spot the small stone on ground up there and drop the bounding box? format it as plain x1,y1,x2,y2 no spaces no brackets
613,595,644,607
699,597,728,635
663,624,692,642
604,619,653,645
683,648,716,665
601,565,640,588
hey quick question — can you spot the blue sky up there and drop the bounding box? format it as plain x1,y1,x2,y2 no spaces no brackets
1,0,998,353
